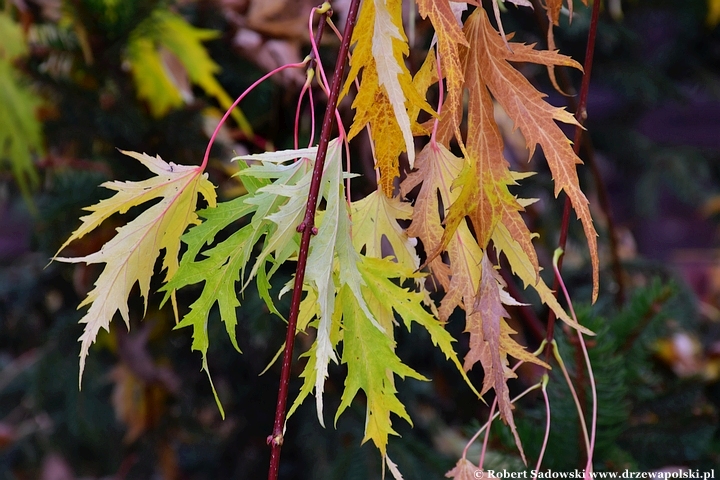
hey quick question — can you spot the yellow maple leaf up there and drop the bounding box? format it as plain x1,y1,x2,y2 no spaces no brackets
351,189,419,270
54,151,216,385
343,0,432,195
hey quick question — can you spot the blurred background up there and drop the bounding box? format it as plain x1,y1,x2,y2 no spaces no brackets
1,0,720,478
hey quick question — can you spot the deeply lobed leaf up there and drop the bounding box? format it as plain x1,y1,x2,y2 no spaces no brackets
343,0,433,194
55,151,216,386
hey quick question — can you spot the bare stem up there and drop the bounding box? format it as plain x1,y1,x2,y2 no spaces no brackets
532,374,551,480
266,2,361,479
553,249,597,475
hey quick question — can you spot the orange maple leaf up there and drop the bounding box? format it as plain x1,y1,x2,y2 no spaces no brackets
462,8,599,301
416,0,468,133
465,254,549,463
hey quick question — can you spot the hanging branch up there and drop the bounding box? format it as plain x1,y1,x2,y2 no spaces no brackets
266,1,361,479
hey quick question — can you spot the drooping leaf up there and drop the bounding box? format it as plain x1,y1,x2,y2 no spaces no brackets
462,8,599,301
446,458,487,480
416,0,468,133
287,139,383,426
305,139,352,424
400,141,464,289
342,0,433,194
400,142,486,332
351,189,420,270
423,6,544,283
285,156,478,454
335,283,425,455
163,199,258,359
359,256,478,397
164,146,317,398
54,151,216,385
464,253,549,462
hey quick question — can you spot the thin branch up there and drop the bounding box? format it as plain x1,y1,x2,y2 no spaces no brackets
266,1,361,479
542,0,603,359
554,250,597,475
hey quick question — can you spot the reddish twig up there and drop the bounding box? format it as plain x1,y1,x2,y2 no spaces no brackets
536,2,603,468
266,2,361,479
543,0,603,359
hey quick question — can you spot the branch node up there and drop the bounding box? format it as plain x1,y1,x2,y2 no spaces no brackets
266,434,284,446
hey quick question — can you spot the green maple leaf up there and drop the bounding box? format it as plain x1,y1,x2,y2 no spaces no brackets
335,282,425,455
164,146,316,406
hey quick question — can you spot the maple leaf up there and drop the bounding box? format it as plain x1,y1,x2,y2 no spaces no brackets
161,198,259,403
359,257,477,396
304,139,366,424
416,0,468,131
164,146,317,400
401,142,491,331
289,200,477,455
446,459,496,480
343,0,433,194
424,6,543,282
280,140,388,426
461,8,599,301
54,151,216,386
314,248,479,456
400,141,464,290
168,140,370,422
335,282,425,455
400,141,580,335
464,253,549,463
351,189,420,270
